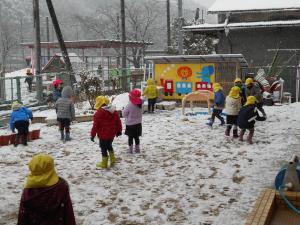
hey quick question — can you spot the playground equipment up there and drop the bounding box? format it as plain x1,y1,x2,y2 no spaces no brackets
181,90,214,115
245,155,300,225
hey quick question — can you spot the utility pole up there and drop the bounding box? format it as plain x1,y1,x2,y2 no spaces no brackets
167,0,171,48
46,17,50,61
45,0,76,86
178,0,183,54
296,61,300,102
33,0,43,103
121,0,127,91
117,13,120,67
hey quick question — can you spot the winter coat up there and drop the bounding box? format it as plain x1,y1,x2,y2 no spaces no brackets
237,105,265,129
143,79,157,99
53,89,62,102
235,84,247,104
25,76,33,85
224,96,242,116
122,102,142,126
246,83,263,103
55,87,75,120
17,178,76,225
91,105,122,140
214,90,225,110
10,107,33,131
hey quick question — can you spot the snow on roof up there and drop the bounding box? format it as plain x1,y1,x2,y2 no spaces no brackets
208,0,300,13
184,19,300,32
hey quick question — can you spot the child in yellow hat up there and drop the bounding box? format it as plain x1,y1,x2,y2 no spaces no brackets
237,96,266,144
17,154,76,225
224,86,242,137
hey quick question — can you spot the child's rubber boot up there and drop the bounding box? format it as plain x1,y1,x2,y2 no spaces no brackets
206,121,213,126
247,128,254,145
128,145,133,154
23,134,28,146
135,145,140,153
220,117,225,126
108,151,116,167
239,129,245,141
233,129,239,138
60,130,64,140
225,126,231,136
14,135,20,147
96,157,108,169
65,132,71,141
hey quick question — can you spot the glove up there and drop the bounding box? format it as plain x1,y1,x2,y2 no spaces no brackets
116,132,122,137
90,136,95,142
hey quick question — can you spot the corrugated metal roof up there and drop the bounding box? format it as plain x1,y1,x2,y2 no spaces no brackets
145,54,248,68
21,39,153,49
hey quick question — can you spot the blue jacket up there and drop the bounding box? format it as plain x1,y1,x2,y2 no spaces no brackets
53,89,62,102
214,90,225,109
10,107,33,131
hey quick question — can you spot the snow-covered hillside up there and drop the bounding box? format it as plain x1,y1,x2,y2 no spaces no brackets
0,103,300,225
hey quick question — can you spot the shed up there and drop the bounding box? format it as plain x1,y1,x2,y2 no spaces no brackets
145,54,248,100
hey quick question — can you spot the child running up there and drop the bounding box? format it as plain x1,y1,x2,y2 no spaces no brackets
10,101,33,147
237,96,266,144
224,86,242,138
90,96,122,169
207,83,225,126
123,89,143,154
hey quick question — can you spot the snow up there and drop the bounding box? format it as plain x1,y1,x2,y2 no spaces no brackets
209,0,300,13
1,102,300,225
184,20,300,31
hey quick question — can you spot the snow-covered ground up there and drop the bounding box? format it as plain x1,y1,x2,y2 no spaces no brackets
1,103,300,225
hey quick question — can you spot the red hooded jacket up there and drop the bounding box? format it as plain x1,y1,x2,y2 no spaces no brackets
91,106,122,140
17,178,76,225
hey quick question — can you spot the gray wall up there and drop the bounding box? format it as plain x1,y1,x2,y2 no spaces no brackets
216,27,300,99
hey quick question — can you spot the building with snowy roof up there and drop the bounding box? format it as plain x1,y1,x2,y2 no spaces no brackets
184,0,300,99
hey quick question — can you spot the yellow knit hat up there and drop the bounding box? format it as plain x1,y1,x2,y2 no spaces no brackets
11,101,22,111
95,96,109,109
229,86,241,99
25,154,59,188
245,96,257,106
245,78,254,86
213,83,221,92
234,78,242,83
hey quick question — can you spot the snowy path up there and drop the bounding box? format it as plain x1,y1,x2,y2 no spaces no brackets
1,104,300,225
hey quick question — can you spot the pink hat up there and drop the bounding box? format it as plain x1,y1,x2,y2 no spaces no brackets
129,89,142,105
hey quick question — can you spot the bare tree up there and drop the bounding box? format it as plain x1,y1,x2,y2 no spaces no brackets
0,4,18,100
75,0,161,68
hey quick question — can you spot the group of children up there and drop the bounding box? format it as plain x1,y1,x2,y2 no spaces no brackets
208,77,266,144
12,76,268,224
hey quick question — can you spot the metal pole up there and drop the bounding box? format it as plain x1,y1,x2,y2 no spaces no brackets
45,0,75,86
121,0,127,91
178,0,183,54
167,0,171,48
16,77,21,103
296,62,300,102
33,0,43,103
46,17,50,61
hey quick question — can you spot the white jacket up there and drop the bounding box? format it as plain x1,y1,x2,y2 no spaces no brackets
224,96,242,116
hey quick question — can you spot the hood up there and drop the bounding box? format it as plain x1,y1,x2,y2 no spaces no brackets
245,96,257,106
147,78,154,85
228,86,240,99
61,86,73,98
12,101,22,111
95,96,110,109
245,78,254,86
213,83,222,92
22,178,68,213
